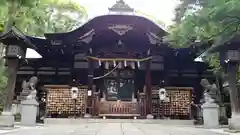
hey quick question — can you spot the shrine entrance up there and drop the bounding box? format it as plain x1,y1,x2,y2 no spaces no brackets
0,0,213,121
95,64,143,118
104,68,134,101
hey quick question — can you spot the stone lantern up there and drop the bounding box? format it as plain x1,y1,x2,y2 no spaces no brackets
220,49,240,131
201,37,240,131
0,27,37,127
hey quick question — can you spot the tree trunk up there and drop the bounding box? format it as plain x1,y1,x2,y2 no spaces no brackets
2,59,18,114
1,2,18,114
227,63,240,114
227,63,240,130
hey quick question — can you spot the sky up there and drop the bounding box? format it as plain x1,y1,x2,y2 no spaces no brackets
76,0,180,25
26,0,180,58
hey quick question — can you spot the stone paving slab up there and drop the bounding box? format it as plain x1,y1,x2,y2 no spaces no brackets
0,123,234,135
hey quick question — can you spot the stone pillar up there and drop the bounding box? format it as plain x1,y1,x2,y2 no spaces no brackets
20,99,39,126
202,102,219,128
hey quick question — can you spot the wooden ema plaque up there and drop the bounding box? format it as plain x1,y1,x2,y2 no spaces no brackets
151,87,192,119
45,85,87,118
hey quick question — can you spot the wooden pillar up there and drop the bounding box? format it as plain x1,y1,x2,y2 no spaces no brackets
88,58,94,92
2,58,19,114
88,58,94,115
145,59,152,115
91,85,97,116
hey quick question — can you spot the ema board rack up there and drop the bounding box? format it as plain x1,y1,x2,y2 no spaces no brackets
45,85,87,118
151,86,192,119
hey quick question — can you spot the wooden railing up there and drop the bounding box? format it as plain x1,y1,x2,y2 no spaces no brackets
98,101,140,117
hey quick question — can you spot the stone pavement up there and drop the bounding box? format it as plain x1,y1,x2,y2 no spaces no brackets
0,123,236,135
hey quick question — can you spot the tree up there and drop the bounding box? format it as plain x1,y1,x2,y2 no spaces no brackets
24,0,87,36
0,60,7,112
0,0,87,35
166,0,240,73
0,0,87,109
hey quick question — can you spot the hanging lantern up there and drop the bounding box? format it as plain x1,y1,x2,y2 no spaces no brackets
137,61,140,68
147,49,151,55
131,62,135,69
98,60,101,66
124,60,127,67
105,61,109,69
89,48,92,54
118,61,122,69
70,87,79,99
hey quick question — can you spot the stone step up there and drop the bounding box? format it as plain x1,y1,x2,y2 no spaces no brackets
17,96,28,101
44,118,194,125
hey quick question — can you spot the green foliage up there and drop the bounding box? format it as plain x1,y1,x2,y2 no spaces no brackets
0,0,87,36
204,53,222,74
167,0,240,74
0,0,87,110
168,0,240,47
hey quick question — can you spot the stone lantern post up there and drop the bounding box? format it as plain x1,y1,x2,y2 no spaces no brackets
0,27,37,127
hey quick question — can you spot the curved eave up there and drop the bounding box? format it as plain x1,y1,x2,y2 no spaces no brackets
25,36,49,56
44,14,166,41
26,36,47,48
72,14,166,36
0,27,37,50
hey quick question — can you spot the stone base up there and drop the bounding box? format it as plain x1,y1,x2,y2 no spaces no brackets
0,114,15,127
202,103,219,129
20,99,39,126
229,114,240,130
84,114,92,118
146,114,154,119
224,128,240,133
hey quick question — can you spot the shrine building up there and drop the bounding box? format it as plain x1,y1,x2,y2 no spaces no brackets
0,0,215,119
